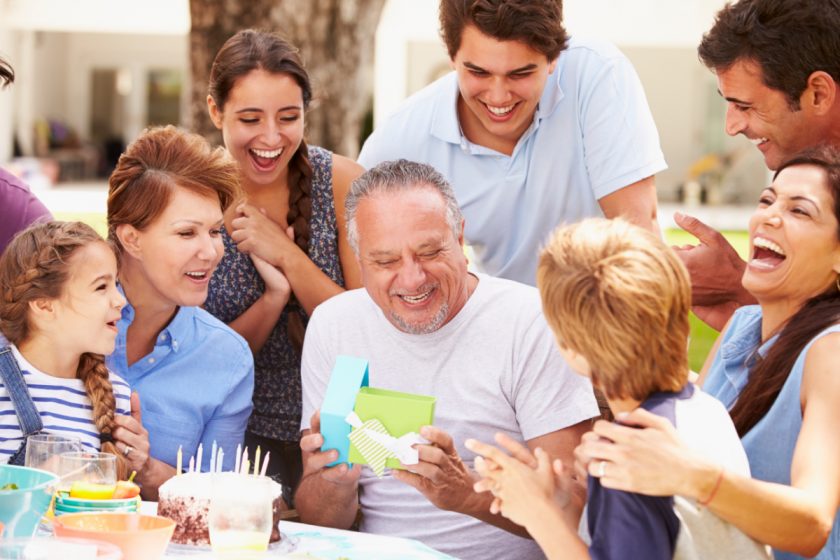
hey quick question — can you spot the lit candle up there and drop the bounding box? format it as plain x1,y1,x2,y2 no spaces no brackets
188,456,195,473
217,449,224,473
253,446,261,476
260,451,270,477
196,443,203,473
241,447,249,475
234,443,241,474
210,441,217,474
176,445,183,475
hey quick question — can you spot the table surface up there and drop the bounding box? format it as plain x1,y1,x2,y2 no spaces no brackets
141,502,456,560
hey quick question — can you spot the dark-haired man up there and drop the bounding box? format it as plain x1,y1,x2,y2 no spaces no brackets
675,0,840,330
0,56,52,255
359,0,665,286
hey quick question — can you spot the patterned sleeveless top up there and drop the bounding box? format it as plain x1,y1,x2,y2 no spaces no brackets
205,145,345,442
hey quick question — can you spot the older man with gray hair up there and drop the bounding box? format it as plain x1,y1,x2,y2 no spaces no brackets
295,159,597,560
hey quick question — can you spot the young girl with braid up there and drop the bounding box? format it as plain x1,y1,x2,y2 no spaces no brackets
204,30,362,502
0,221,137,480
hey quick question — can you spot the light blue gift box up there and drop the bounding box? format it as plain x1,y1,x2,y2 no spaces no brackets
320,355,369,467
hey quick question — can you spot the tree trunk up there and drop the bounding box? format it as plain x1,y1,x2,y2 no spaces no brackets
189,0,386,157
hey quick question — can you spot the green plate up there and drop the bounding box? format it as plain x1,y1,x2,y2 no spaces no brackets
55,493,139,509
54,502,137,514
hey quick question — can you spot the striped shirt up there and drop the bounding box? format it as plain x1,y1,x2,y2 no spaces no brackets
0,345,131,461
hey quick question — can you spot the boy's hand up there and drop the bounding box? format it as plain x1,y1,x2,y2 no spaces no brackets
466,439,559,528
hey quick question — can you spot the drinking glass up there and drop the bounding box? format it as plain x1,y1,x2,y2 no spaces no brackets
24,434,82,475
57,452,117,492
209,473,272,559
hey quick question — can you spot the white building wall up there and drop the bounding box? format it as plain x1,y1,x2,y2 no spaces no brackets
0,0,189,164
0,27,19,161
30,32,70,130
1,0,764,201
62,33,189,143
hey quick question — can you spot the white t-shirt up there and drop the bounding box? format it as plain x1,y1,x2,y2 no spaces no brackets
579,385,770,560
0,345,132,460
301,274,598,560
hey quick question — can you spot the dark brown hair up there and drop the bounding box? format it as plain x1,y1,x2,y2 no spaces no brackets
208,29,314,348
730,144,840,436
208,29,313,253
698,0,840,109
439,0,568,60
107,125,239,255
0,56,14,88
0,221,128,479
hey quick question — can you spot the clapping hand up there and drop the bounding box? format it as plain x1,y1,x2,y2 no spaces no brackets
250,253,291,308
466,435,571,528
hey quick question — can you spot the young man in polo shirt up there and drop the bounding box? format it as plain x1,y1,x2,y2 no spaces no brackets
359,0,665,285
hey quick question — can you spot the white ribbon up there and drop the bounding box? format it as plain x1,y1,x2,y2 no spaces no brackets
344,412,428,470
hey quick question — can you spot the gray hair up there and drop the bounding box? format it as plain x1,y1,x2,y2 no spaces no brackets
345,160,464,254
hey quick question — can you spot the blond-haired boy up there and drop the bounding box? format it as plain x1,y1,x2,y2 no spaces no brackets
467,218,769,560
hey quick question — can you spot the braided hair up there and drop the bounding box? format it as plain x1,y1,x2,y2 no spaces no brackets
0,221,128,479
209,29,316,349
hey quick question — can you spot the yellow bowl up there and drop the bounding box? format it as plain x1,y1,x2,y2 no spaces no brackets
53,513,175,560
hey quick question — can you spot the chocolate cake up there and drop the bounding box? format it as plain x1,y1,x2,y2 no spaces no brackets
157,472,284,546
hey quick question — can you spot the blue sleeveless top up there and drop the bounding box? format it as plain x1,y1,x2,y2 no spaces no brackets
704,305,840,560
205,145,345,442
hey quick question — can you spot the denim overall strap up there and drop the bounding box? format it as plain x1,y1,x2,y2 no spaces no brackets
0,346,43,465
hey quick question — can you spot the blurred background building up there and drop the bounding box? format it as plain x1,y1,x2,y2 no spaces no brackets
0,0,766,205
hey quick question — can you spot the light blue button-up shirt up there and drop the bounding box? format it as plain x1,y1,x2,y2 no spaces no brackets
359,36,666,285
107,294,254,472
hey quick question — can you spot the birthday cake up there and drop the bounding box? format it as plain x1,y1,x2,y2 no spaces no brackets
157,472,284,546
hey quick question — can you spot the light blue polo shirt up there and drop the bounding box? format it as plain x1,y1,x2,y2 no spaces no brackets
106,292,254,473
359,36,666,285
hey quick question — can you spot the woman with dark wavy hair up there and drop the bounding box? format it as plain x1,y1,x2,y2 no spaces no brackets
204,29,362,502
577,145,840,560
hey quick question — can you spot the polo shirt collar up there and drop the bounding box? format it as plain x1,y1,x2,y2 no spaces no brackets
429,73,463,145
536,55,565,121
